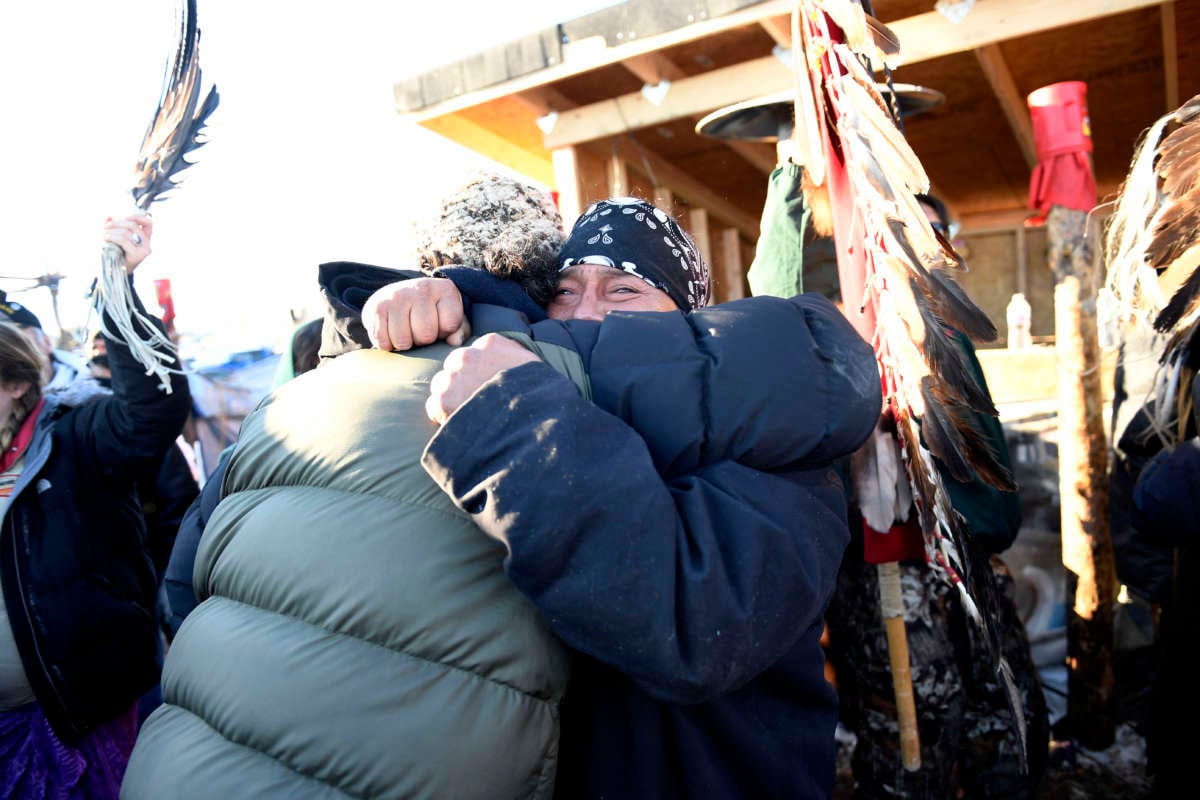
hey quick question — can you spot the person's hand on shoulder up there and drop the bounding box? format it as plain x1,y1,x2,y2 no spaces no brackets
362,277,470,352
102,214,153,272
426,333,538,425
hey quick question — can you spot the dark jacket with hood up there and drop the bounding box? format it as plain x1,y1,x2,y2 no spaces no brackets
154,261,880,799
0,294,190,741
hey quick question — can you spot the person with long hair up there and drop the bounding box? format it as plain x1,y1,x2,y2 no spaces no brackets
0,215,191,798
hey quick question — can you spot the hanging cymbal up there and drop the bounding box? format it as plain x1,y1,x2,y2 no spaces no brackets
695,84,946,143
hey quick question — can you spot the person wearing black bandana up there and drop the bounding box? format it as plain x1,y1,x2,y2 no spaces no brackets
365,196,882,798
552,197,710,315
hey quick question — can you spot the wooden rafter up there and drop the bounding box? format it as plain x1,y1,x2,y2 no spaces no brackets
601,138,761,238
544,56,788,148
621,52,686,85
401,0,794,123
537,0,1165,149
513,85,576,115
758,14,792,48
974,45,1038,169
724,139,778,175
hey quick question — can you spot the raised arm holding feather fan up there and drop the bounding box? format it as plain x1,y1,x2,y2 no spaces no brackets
92,0,218,392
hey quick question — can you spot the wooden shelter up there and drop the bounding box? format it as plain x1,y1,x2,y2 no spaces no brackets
395,0,1198,340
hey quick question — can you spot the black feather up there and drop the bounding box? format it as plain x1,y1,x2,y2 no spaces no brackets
1155,249,1200,332
912,280,999,415
886,218,999,343
926,269,999,343
920,377,1018,491
130,0,220,210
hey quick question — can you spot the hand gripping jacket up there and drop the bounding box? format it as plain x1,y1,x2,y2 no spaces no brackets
123,288,881,799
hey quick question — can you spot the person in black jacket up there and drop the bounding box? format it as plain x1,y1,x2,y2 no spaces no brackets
1130,372,1200,798
0,214,191,797
377,197,880,799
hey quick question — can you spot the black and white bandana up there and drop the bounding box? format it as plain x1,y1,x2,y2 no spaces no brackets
558,198,711,311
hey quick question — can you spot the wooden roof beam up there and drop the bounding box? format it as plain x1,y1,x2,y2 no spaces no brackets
603,138,761,239
684,112,777,175
401,0,795,123
544,56,789,148
621,52,687,85
888,0,1163,65
724,139,778,175
512,85,577,115
758,14,792,48
973,45,1038,169
541,0,1165,149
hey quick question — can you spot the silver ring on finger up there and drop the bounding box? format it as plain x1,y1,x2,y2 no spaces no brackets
131,232,143,246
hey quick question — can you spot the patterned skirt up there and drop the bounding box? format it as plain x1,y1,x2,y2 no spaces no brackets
0,702,137,800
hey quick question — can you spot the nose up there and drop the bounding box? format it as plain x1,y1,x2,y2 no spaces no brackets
571,293,606,322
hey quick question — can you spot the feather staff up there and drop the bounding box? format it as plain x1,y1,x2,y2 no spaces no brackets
1104,94,1200,443
792,0,1024,766
93,0,218,392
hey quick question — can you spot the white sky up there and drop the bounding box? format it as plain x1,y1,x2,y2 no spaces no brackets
0,0,614,363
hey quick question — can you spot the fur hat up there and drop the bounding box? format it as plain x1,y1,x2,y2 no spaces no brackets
412,171,565,307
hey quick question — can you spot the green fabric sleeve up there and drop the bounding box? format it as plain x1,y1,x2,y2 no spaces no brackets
748,162,808,299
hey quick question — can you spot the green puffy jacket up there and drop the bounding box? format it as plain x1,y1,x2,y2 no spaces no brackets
122,346,570,799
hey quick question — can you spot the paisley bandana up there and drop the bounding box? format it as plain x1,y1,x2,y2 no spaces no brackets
558,198,711,310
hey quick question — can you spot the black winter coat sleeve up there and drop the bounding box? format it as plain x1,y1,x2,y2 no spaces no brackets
423,361,853,704
164,449,229,637
64,285,191,475
578,294,881,475
1132,437,1200,549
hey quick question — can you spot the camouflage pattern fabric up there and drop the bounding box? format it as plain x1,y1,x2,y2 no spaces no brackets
827,554,1049,799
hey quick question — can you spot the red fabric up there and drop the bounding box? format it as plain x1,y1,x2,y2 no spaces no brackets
154,279,176,335
862,517,926,565
1028,152,1097,215
1027,81,1097,214
1,398,45,473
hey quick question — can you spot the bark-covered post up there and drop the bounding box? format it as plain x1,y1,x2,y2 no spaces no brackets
1047,204,1115,749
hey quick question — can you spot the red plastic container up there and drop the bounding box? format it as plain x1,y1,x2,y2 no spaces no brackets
1027,81,1092,157
1026,81,1096,214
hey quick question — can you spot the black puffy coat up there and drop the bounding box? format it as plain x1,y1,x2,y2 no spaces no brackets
0,307,190,741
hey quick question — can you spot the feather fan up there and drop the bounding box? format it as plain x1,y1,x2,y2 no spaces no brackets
792,0,1025,764
1105,94,1200,443
93,0,219,392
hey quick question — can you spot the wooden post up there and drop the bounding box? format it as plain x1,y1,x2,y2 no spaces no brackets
653,187,676,219
552,147,585,230
608,151,629,197
718,228,746,302
1047,204,1115,749
688,208,712,267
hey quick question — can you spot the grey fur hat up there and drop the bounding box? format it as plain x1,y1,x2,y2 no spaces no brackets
412,171,565,306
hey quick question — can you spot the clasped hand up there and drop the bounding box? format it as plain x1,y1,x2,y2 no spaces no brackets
101,214,152,273
361,277,540,423
425,334,538,425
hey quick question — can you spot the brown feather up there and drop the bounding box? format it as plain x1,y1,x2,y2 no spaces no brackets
921,377,1018,491
912,280,999,415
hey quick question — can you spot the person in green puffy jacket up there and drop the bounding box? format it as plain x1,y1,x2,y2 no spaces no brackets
122,172,574,800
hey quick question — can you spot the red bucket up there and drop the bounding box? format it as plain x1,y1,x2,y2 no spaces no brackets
1027,81,1092,157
